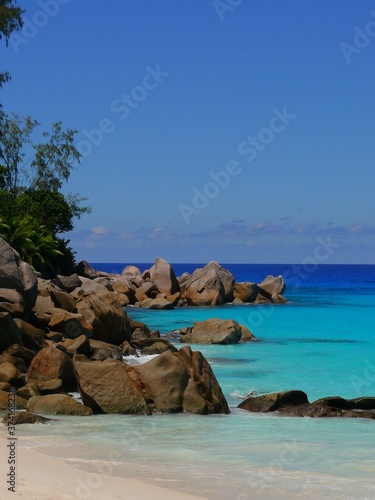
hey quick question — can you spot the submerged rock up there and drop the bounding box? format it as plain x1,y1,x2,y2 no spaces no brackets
2,411,53,425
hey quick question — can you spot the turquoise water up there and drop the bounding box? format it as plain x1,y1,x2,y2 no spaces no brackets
3,264,375,499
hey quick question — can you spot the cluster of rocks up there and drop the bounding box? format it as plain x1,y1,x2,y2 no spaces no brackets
238,390,375,419
75,258,287,309
0,238,230,421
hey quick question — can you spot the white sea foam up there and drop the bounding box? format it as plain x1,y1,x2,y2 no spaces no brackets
122,354,159,366
230,389,257,399
69,392,83,404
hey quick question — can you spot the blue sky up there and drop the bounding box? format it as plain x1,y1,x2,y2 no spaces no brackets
1,0,375,263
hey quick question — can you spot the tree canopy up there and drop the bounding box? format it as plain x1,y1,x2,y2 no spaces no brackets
0,3,91,276
0,110,91,274
0,0,24,88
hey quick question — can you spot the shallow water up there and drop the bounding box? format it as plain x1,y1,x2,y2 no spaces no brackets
2,264,375,499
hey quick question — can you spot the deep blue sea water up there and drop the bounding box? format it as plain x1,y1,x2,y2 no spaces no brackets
3,264,375,499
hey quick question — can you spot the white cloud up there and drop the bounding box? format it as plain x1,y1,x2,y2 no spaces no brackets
91,226,109,235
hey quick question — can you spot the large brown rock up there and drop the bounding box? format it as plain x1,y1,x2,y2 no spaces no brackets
48,287,77,313
73,355,149,414
73,346,229,415
16,382,39,400
121,265,144,287
0,390,27,410
53,274,82,293
34,378,63,395
233,282,259,303
148,258,180,295
238,391,375,419
32,295,56,324
205,261,235,302
0,289,25,316
48,310,93,339
0,362,25,387
184,266,225,306
180,318,254,344
124,338,177,356
58,335,91,357
14,319,48,351
76,295,131,345
112,276,136,303
75,260,100,279
0,238,38,319
27,394,92,416
5,344,36,366
135,282,159,302
177,272,191,297
0,312,23,352
238,390,308,412
140,297,174,310
90,344,122,361
0,353,27,373
26,345,75,387
258,275,286,300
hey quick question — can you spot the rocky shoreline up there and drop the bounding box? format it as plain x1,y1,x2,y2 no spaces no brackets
76,257,287,308
0,237,374,423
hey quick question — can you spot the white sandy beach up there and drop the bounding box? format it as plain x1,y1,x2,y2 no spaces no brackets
0,437,206,500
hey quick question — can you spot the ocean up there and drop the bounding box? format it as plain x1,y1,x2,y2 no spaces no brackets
4,264,375,499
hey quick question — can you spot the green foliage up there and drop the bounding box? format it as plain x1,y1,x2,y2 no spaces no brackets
0,111,39,192
0,109,91,225
31,121,81,191
53,237,77,276
0,1,91,273
0,214,63,271
14,189,74,234
0,110,92,274
0,0,24,89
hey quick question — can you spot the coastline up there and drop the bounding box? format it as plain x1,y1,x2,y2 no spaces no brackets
0,437,206,500
2,435,375,500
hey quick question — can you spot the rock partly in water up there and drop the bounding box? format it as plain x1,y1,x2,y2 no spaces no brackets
27,394,93,416
73,346,229,415
2,411,53,425
184,265,226,306
233,282,259,303
180,318,255,345
238,390,309,412
257,275,286,302
238,390,375,419
123,337,178,356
